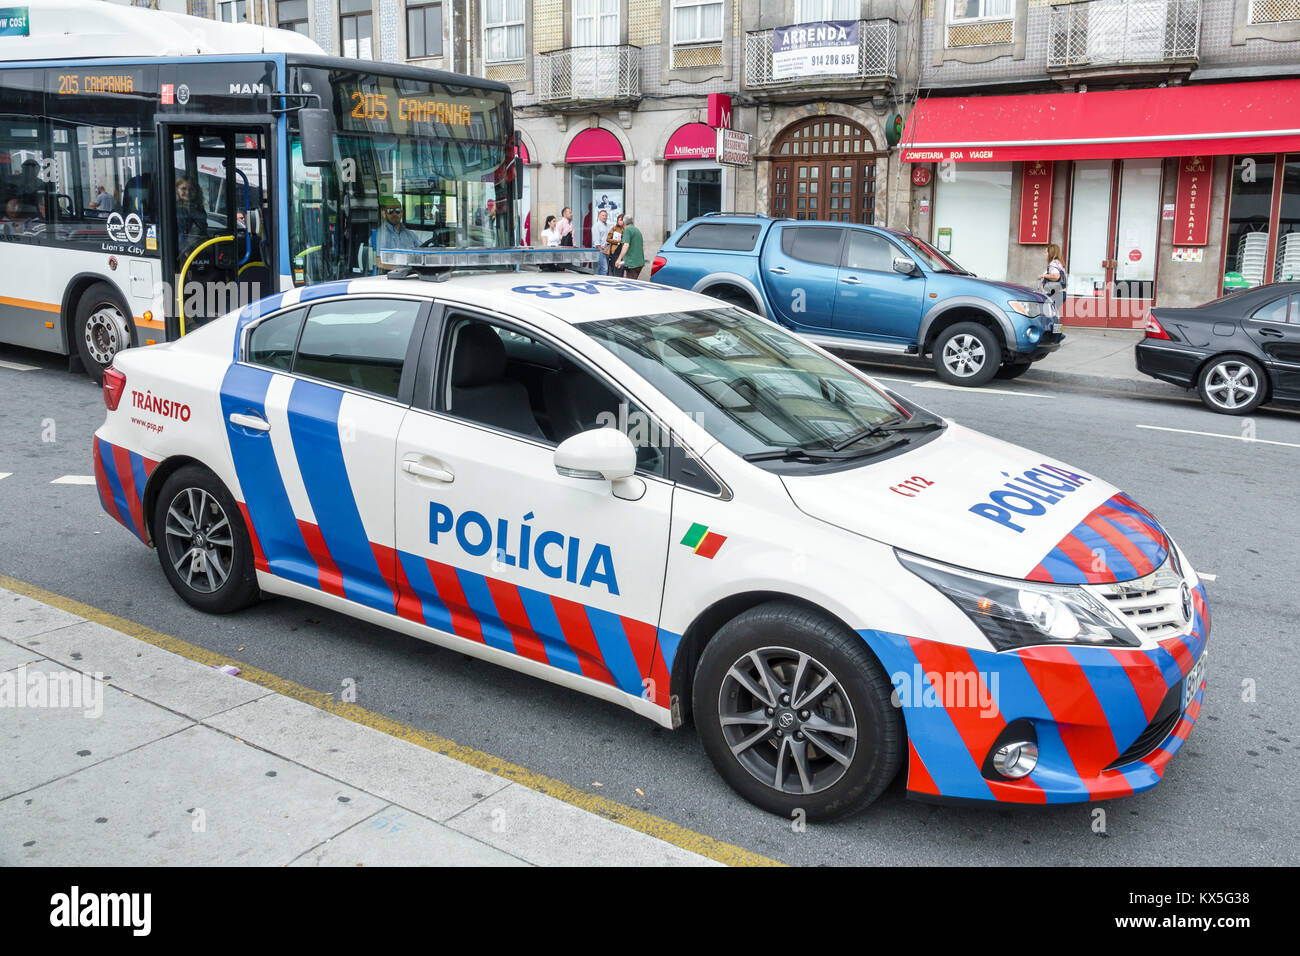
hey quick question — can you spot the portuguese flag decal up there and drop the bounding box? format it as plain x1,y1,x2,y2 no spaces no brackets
681,522,727,559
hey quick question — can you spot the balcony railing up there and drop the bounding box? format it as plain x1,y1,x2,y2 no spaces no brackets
744,18,897,90
537,45,641,105
1048,0,1201,69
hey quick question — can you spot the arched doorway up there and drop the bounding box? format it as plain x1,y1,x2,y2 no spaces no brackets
770,118,881,224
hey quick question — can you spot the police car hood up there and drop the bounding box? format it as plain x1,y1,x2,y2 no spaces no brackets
779,423,1171,584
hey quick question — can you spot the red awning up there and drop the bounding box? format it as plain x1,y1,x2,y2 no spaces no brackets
900,79,1300,163
565,127,624,164
665,122,716,161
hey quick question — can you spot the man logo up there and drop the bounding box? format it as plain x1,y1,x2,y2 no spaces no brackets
229,82,266,95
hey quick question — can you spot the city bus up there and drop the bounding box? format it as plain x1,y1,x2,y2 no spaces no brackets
0,1,524,381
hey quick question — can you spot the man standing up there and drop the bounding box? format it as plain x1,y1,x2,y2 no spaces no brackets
94,185,115,213
557,206,574,246
616,214,645,280
591,208,610,275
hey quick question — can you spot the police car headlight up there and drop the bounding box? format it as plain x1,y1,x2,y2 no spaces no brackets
896,551,1137,652
1008,300,1044,318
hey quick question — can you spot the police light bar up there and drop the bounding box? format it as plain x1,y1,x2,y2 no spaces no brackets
378,248,597,269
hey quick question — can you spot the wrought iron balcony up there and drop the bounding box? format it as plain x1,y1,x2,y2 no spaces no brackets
1048,0,1201,69
744,18,897,93
537,45,641,106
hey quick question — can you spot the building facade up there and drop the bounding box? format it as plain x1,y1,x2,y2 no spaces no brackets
185,0,1300,324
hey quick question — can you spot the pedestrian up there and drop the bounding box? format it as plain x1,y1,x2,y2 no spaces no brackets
1038,243,1067,310
591,208,611,276
604,213,625,277
615,213,645,280
557,206,574,247
540,214,561,271
94,184,114,213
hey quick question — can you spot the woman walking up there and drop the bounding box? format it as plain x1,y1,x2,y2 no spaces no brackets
604,213,625,277
1038,243,1066,310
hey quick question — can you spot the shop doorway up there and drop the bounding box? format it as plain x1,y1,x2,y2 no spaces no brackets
1064,158,1163,327
671,160,722,232
770,117,880,224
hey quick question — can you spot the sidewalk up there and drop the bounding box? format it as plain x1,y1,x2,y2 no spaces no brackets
1019,326,1187,397
0,585,729,867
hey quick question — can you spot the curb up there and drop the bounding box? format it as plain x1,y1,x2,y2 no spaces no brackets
1015,367,1194,399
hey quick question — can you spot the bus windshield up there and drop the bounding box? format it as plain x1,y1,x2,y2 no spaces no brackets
289,69,516,284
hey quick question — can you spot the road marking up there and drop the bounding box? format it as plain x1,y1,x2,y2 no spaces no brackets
0,473,10,481
0,573,783,868
51,475,96,485
870,375,1052,398
1136,424,1300,449
0,359,38,372
1200,573,1217,582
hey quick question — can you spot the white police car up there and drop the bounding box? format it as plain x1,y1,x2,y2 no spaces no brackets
94,272,1209,819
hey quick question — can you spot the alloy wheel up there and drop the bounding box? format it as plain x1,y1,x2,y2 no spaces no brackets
718,646,858,795
1204,361,1259,410
163,487,235,594
942,333,986,378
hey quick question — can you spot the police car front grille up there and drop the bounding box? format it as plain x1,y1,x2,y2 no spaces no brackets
1105,683,1182,770
1097,562,1187,641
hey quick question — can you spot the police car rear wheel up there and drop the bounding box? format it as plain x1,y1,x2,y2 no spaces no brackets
693,602,903,820
153,466,260,614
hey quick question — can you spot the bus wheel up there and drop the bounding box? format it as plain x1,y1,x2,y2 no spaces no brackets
75,283,132,385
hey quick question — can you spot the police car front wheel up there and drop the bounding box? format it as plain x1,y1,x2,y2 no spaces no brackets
153,465,260,614
693,602,903,820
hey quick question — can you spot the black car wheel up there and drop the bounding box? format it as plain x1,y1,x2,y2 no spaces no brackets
153,465,260,613
1198,355,1266,415
933,322,1002,387
693,602,903,820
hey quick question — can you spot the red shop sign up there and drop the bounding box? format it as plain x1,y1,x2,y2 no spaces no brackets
1174,156,1211,246
1017,160,1054,245
911,165,932,187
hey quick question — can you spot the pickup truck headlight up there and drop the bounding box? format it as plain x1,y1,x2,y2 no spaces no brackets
1007,300,1044,318
896,552,1138,651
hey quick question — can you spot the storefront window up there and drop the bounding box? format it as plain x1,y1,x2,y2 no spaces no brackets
570,163,624,248
933,162,1012,281
1274,157,1300,282
1224,155,1276,289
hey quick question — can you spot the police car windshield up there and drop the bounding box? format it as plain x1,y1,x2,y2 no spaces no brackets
582,308,910,460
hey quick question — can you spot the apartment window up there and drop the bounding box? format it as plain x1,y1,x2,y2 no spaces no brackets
341,0,373,58
673,0,723,42
219,0,247,22
485,0,526,61
408,1,444,57
951,0,1013,21
276,0,308,34
797,0,857,21
573,0,619,45
1249,0,1300,23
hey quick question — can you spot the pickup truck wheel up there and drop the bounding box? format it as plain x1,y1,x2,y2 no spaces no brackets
933,322,1001,387
994,361,1033,381
709,288,757,313
693,602,903,821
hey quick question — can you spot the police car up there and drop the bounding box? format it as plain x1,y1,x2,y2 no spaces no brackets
93,271,1209,819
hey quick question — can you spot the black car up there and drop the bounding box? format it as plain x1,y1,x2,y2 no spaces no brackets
1135,282,1300,414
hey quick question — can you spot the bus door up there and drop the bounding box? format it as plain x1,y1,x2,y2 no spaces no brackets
160,123,274,338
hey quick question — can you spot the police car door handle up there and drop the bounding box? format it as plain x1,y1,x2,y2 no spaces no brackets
768,266,789,275
402,458,455,483
228,412,270,432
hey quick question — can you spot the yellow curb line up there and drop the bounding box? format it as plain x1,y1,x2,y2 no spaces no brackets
0,573,783,867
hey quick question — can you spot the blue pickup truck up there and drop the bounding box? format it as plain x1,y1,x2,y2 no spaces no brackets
650,215,1064,386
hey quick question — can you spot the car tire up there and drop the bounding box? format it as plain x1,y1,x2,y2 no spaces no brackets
152,465,260,614
932,322,1002,387
693,601,903,821
1197,355,1267,415
709,287,759,313
994,361,1033,381
74,282,133,385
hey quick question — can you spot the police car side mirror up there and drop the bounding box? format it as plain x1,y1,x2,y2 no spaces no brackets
554,428,637,483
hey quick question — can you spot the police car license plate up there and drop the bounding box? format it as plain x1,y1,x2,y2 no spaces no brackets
1052,322,1064,334
1184,652,1208,711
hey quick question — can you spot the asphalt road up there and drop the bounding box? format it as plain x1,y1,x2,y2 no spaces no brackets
2,344,1297,866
